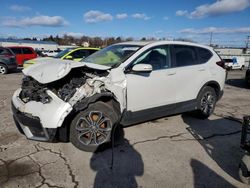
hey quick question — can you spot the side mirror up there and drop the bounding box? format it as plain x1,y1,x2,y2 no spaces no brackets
65,55,73,60
132,64,153,73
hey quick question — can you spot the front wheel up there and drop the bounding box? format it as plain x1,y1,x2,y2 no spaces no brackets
195,86,217,119
70,101,118,152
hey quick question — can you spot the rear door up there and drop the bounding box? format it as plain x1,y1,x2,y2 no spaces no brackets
10,48,22,66
170,45,212,103
22,48,37,64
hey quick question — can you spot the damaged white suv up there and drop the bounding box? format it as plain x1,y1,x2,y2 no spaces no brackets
12,41,226,151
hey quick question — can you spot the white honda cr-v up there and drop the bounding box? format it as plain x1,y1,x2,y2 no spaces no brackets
11,41,226,151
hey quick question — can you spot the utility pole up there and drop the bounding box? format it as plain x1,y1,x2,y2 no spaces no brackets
246,36,250,49
209,32,213,46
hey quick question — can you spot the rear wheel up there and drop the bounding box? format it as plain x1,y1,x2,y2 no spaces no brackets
0,64,8,74
195,86,217,119
70,101,118,152
241,65,245,70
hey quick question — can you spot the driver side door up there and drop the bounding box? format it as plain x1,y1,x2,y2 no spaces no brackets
126,45,178,113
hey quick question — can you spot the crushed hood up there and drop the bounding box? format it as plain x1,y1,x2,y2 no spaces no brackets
23,58,110,84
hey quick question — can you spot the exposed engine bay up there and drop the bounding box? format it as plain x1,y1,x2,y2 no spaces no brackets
19,67,109,104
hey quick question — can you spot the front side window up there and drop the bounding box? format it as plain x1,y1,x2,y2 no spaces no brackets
23,48,33,54
70,49,88,59
173,45,198,67
88,49,99,56
82,45,141,67
131,46,170,70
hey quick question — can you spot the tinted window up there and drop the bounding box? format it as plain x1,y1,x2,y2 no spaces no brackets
88,49,98,55
196,47,212,63
132,46,170,70
23,48,33,54
70,49,88,59
0,48,12,55
223,59,233,63
173,45,198,67
10,48,22,54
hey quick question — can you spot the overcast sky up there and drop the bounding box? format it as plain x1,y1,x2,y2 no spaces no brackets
0,0,250,46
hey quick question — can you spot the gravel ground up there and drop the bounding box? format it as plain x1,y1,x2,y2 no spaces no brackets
0,69,250,188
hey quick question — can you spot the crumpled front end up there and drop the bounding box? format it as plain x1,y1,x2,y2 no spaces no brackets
11,64,126,142
12,88,73,141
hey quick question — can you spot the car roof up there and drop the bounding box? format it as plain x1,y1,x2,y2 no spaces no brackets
115,41,213,50
66,47,100,50
7,46,34,49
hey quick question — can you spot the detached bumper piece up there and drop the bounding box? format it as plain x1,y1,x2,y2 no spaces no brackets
12,102,56,141
241,116,250,151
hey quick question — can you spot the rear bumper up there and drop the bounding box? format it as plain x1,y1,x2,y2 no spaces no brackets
11,88,73,141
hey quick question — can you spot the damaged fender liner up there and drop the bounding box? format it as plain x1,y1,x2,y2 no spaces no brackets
56,92,120,142
74,92,117,112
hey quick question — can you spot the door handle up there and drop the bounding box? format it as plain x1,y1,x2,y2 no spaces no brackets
198,67,206,71
167,71,176,76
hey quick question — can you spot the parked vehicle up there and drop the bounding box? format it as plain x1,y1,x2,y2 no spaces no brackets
245,65,250,87
43,49,61,57
224,57,245,70
54,47,99,61
0,47,17,74
23,47,99,68
11,41,226,152
8,46,37,66
35,50,48,57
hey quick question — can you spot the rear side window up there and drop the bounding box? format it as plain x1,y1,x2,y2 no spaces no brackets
173,45,198,67
23,48,33,54
10,48,22,54
0,48,12,55
196,47,212,63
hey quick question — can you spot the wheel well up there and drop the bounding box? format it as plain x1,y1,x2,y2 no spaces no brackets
198,81,221,99
0,62,7,66
56,94,121,142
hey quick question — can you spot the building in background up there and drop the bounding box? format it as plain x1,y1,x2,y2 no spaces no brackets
0,38,58,51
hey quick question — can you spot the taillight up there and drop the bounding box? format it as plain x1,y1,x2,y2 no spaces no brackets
216,60,225,69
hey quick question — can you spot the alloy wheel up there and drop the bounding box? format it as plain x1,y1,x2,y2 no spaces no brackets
75,111,112,146
0,65,6,74
200,91,215,115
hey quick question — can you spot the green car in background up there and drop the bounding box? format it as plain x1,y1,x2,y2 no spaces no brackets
23,47,100,68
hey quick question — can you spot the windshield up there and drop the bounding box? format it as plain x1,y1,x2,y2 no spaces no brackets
54,48,74,58
81,44,141,67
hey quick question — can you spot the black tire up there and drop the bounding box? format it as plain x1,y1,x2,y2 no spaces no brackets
239,156,250,184
241,66,245,70
195,86,217,119
0,64,8,74
70,101,119,152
